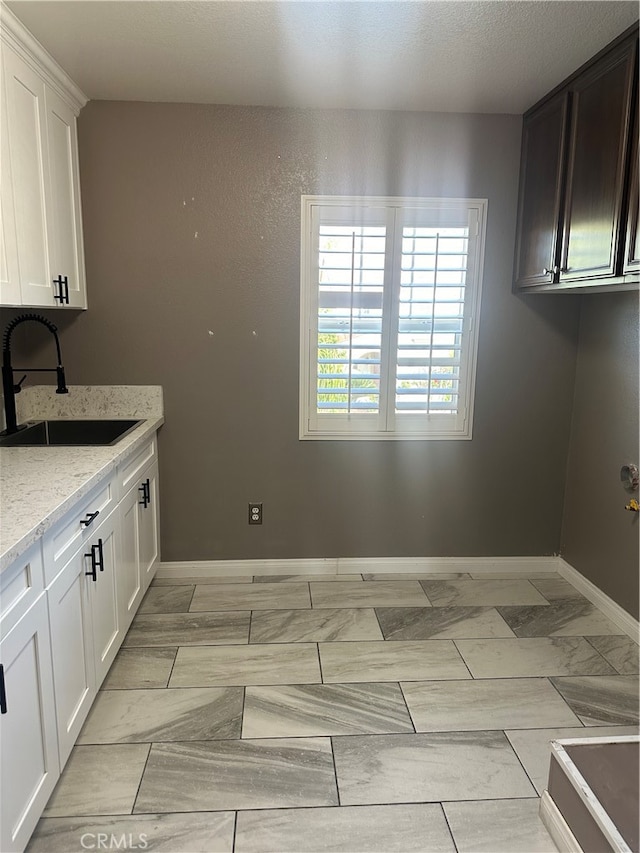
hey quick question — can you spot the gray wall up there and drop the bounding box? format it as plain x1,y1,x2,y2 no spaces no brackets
561,292,639,619
1,102,581,561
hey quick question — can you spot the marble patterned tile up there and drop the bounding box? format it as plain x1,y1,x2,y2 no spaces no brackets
43,745,150,817
101,647,177,689
138,585,194,614
134,738,338,812
122,611,249,646
27,812,235,853
152,575,252,585
190,582,311,611
586,635,640,674
254,574,363,583
376,606,515,640
505,726,640,794
549,675,640,725
250,608,383,643
530,576,586,602
421,578,549,607
319,640,470,683
235,804,456,852
333,731,536,804
443,798,559,853
311,581,430,609
242,683,414,738
363,572,470,581
497,601,622,637
401,677,580,731
169,643,321,687
78,687,243,743
455,637,617,678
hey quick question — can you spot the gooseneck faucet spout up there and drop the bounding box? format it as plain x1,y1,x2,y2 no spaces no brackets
2,313,68,435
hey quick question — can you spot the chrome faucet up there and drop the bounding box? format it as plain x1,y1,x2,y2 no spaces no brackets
1,313,68,435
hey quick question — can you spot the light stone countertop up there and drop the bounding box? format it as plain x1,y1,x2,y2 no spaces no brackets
0,386,163,574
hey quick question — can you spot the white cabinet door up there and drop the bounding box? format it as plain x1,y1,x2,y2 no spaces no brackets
44,86,86,309
0,64,21,305
1,37,87,309
89,511,122,688
118,483,143,631
47,547,96,768
2,44,53,307
0,594,59,853
118,459,159,625
138,460,160,593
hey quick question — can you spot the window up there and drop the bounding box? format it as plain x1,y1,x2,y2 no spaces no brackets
299,195,487,440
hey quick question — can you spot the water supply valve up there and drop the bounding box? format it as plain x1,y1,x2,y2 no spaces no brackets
621,464,639,513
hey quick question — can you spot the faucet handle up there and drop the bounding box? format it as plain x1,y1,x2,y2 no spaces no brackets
12,375,27,393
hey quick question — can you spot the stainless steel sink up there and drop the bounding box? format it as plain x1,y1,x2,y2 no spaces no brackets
0,419,142,447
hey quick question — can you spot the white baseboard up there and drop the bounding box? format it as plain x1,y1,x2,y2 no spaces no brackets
557,558,639,641
156,555,559,579
540,790,583,853
155,559,336,578
337,556,559,574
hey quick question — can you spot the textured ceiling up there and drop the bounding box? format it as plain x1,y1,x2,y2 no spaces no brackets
5,1,640,114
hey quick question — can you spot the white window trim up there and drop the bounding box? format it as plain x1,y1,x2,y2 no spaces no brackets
299,194,487,441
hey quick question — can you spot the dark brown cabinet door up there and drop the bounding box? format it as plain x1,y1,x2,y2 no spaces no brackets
623,108,639,273
560,39,637,282
513,94,568,289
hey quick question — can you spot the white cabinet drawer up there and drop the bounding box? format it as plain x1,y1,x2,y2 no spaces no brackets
0,541,44,637
43,475,116,586
119,436,157,494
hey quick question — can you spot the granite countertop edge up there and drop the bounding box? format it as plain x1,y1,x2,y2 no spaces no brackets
0,415,164,574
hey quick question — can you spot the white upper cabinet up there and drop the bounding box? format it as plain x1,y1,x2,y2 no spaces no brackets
44,86,86,307
0,6,88,308
0,59,20,305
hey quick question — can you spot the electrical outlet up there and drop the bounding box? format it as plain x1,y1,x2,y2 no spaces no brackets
248,502,263,524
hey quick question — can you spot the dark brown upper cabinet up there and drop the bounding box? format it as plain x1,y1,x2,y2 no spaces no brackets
514,26,639,292
513,94,569,288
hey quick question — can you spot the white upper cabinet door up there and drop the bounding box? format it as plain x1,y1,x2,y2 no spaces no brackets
2,44,53,307
0,67,21,305
44,86,86,308
1,4,88,309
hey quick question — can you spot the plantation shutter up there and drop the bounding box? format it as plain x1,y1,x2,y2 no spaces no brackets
301,197,485,439
308,204,392,434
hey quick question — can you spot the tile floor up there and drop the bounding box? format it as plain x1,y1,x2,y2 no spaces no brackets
28,571,640,852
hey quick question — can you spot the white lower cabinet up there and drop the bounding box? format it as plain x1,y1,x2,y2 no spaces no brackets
0,433,161,851
118,485,144,632
0,594,59,853
47,545,95,767
88,510,122,688
119,458,160,628
138,460,160,593
48,506,122,767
